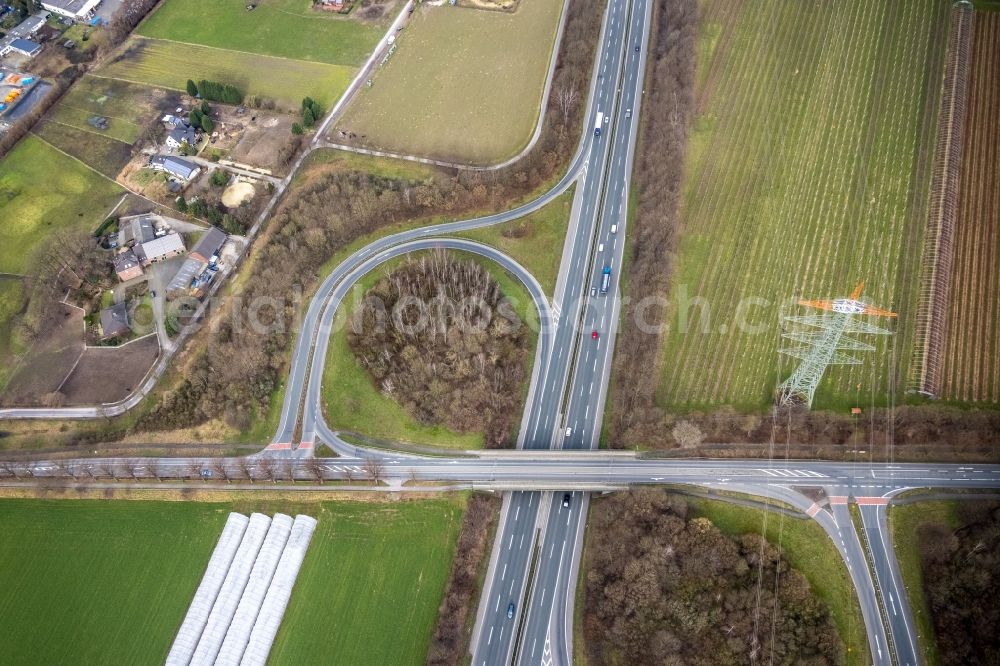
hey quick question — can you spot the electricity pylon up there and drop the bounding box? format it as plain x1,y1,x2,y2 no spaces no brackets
776,282,896,408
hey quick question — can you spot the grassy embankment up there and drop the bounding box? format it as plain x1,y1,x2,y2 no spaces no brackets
888,499,962,665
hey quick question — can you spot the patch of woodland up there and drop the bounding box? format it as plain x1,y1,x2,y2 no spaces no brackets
349,252,530,448
583,489,844,666
918,500,1000,665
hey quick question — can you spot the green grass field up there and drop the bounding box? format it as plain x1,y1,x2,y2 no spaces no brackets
99,38,355,110
0,499,226,664
0,277,26,388
457,189,573,296
0,497,464,665
35,120,134,178
335,0,564,164
687,495,871,665
139,0,390,67
269,497,464,664
321,251,539,449
0,136,123,275
46,75,180,145
888,500,962,666
656,0,950,411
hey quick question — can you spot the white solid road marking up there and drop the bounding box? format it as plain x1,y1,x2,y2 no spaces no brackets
501,563,507,581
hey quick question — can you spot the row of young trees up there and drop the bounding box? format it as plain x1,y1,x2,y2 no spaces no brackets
186,79,243,105
0,456,386,484
583,489,844,665
428,493,501,665
132,0,605,436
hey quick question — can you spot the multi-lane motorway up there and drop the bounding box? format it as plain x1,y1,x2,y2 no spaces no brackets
471,0,651,662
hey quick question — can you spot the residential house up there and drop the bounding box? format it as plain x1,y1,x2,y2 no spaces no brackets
99,302,129,339
40,0,101,20
113,248,144,282
189,227,227,264
134,233,185,266
165,125,198,150
149,155,201,181
0,38,41,58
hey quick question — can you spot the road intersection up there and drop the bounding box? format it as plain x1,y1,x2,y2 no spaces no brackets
1,0,997,664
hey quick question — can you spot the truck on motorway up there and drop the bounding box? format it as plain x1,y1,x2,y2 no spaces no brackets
600,266,611,294
594,112,604,136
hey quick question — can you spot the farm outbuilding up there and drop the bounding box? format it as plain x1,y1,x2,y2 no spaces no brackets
134,233,185,266
41,0,102,20
190,227,227,264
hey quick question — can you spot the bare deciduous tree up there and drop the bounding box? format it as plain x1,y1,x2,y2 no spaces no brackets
305,458,324,485
122,459,142,480
258,457,276,484
555,82,580,124
364,457,385,485
211,459,231,484
671,420,705,449
52,459,73,479
238,458,255,484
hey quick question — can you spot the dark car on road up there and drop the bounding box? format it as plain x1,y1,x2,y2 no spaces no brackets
507,602,515,619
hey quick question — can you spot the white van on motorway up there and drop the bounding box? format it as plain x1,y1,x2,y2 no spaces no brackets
610,224,618,234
